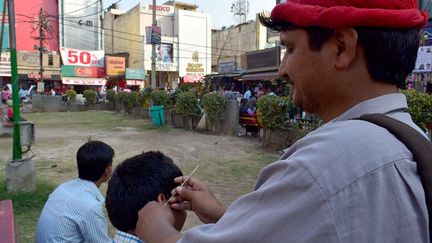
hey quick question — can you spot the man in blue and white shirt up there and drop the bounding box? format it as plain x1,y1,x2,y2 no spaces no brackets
36,140,115,243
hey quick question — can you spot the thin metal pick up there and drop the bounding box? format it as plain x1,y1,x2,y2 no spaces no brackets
164,165,200,206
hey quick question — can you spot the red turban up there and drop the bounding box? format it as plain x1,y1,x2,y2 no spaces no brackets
271,0,428,29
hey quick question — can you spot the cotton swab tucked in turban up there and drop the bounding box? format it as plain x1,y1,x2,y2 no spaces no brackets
271,0,428,29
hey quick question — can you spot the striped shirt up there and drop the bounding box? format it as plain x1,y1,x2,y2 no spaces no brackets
36,178,111,243
113,230,142,243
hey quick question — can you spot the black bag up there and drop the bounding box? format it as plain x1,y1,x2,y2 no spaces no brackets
357,114,432,240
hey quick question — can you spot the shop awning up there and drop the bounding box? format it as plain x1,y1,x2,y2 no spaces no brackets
242,71,280,81
62,78,107,86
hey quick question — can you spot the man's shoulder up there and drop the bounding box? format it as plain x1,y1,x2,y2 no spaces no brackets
284,118,417,197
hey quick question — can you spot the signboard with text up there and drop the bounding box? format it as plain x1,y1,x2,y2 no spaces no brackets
62,78,106,86
61,65,105,78
60,48,105,67
106,56,126,76
126,68,145,80
141,3,174,15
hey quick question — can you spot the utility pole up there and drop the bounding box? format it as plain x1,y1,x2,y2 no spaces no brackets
35,7,48,89
151,0,157,89
8,0,21,159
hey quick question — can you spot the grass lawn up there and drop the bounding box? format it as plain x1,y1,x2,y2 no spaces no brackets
0,110,280,241
0,178,55,243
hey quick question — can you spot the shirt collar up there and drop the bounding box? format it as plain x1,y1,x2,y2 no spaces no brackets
113,230,143,243
76,178,105,203
332,93,407,122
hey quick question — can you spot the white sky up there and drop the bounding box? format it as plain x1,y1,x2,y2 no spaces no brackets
103,0,276,28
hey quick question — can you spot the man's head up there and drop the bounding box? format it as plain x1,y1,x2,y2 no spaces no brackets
105,151,183,233
260,0,427,120
76,140,114,182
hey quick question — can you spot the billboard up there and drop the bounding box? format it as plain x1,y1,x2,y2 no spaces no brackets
413,46,432,73
60,48,105,67
157,43,173,63
106,56,126,76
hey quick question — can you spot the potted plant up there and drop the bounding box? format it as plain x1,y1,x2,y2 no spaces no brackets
203,92,225,132
402,90,432,131
257,95,291,145
83,90,97,106
65,89,76,105
106,89,116,110
123,91,140,115
176,91,201,130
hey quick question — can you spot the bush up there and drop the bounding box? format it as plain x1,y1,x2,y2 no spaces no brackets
256,95,291,129
166,89,182,111
203,93,225,123
114,92,126,106
176,91,201,117
401,90,432,131
83,90,97,105
106,89,116,102
65,89,76,101
124,91,140,111
150,90,168,106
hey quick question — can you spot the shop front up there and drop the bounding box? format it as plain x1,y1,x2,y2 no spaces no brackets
60,48,106,94
241,46,287,95
126,68,146,91
17,51,62,94
61,65,107,94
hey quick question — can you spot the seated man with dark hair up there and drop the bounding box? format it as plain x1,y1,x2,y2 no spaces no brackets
36,140,115,243
106,151,184,243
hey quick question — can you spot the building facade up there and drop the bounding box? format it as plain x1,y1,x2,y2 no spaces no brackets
103,1,211,89
58,0,103,50
13,0,61,92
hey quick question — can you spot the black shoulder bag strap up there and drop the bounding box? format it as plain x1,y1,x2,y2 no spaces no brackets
357,113,432,239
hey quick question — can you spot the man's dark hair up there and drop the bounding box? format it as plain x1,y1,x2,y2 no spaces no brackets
76,140,114,182
259,14,420,88
105,151,183,233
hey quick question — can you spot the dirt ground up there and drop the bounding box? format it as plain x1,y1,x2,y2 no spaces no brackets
0,110,279,234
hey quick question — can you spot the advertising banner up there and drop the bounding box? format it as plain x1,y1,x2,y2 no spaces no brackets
60,48,105,67
413,46,432,73
157,43,173,63
61,65,105,78
106,56,126,76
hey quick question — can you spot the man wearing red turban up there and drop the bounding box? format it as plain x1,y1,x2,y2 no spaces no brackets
135,1,430,242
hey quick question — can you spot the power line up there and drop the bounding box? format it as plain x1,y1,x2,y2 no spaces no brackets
57,0,123,19
15,19,235,59
46,16,242,53
47,16,254,53
59,1,99,16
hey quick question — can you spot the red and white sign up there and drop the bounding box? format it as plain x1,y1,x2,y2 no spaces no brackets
60,48,105,67
142,4,174,15
126,80,145,86
62,78,107,86
74,67,105,78
183,75,204,83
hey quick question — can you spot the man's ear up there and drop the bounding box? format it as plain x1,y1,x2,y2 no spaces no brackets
104,165,113,178
332,28,358,70
156,193,166,204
